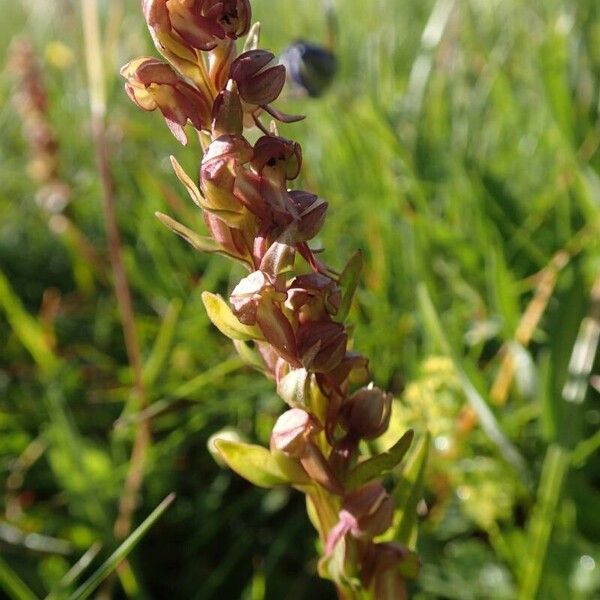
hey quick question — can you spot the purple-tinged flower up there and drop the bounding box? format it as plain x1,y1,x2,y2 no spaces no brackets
144,0,251,54
270,407,319,456
296,320,347,373
289,191,328,242
325,352,370,390
339,386,392,441
325,482,394,555
121,57,212,144
229,271,299,365
362,542,420,599
271,408,343,495
287,273,341,322
230,50,286,106
200,134,259,225
229,50,304,125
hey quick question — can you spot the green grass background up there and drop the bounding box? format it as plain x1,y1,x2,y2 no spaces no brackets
1,0,599,598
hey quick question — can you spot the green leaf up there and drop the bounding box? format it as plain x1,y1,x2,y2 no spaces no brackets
214,439,290,488
519,445,570,600
392,432,430,549
156,212,224,255
0,269,59,376
335,250,363,322
170,155,204,208
344,430,414,490
67,494,175,600
201,292,264,341
142,298,182,388
0,557,38,600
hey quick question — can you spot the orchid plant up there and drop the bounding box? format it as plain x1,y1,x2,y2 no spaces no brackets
122,1,423,597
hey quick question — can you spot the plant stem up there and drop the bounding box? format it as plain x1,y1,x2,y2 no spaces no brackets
81,0,151,544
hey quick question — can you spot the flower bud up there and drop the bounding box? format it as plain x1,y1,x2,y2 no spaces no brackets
343,482,394,539
287,273,341,321
325,482,394,556
229,270,285,325
339,386,392,440
362,542,420,599
230,50,286,106
297,321,347,373
270,408,319,457
211,80,243,137
327,352,370,389
271,409,343,494
203,211,252,264
121,57,211,144
289,191,328,242
200,134,257,224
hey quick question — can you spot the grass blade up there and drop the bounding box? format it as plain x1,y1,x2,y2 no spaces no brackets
417,283,528,480
518,445,570,600
0,557,38,600
67,494,175,600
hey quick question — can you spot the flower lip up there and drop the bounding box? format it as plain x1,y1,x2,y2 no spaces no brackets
252,135,302,180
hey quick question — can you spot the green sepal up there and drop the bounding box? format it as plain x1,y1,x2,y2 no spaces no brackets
170,156,204,209
232,339,267,372
214,439,288,488
391,431,430,549
335,250,363,322
156,212,224,255
201,292,264,341
344,430,414,490
272,450,311,486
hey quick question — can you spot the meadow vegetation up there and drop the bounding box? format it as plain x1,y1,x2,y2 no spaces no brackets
1,0,599,598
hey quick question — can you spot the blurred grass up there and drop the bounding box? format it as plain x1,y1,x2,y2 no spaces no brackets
1,0,599,598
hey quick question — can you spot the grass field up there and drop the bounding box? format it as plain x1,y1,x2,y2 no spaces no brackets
1,0,599,598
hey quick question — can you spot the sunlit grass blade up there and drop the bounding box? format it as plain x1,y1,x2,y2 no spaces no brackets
417,283,528,480
0,269,59,376
392,431,430,549
45,543,102,600
142,297,183,388
0,556,38,600
67,493,175,600
517,445,570,600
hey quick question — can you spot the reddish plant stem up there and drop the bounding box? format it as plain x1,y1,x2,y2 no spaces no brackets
82,0,151,546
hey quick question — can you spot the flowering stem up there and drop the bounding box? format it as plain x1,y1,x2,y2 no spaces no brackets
122,1,423,596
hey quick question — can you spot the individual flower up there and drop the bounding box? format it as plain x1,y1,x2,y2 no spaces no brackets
362,542,420,600
289,191,328,242
339,386,392,440
271,408,342,494
286,272,341,322
325,482,394,555
229,50,304,125
229,270,298,365
121,57,211,143
296,320,347,373
199,134,258,225
144,0,251,54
